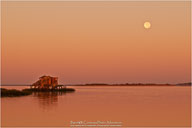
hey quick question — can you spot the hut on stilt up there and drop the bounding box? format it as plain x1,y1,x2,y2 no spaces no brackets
31,75,65,90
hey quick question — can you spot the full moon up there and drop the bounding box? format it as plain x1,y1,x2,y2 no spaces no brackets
144,22,151,29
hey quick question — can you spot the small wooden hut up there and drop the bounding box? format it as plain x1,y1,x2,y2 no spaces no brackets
31,75,65,89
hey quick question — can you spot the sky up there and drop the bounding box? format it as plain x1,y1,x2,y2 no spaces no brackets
1,1,191,85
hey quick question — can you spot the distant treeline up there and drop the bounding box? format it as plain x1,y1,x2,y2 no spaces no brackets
176,82,191,86
85,83,109,85
71,82,191,86
1,82,191,86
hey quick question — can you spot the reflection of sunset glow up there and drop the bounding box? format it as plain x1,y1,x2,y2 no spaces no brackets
1,86,191,126
34,92,58,105
33,92,64,110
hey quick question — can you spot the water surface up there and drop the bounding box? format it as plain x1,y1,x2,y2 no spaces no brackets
1,86,191,127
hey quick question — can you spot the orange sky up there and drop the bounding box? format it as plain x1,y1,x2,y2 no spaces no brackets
1,1,191,84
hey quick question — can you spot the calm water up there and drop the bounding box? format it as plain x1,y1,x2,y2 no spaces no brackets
1,86,191,127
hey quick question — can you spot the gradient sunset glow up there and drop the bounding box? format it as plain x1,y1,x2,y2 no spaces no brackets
1,1,191,85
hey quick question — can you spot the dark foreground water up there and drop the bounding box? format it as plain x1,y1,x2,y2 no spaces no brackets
1,86,191,127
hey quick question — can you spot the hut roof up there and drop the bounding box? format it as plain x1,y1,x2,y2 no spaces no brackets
39,75,58,79
39,75,50,78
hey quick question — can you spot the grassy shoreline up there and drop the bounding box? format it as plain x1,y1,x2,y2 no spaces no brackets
23,88,75,92
1,87,75,97
1,88,32,97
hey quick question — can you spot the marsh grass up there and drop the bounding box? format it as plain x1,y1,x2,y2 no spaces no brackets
23,88,75,92
1,87,75,97
1,88,32,97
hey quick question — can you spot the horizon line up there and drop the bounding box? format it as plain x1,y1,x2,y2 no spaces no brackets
1,82,191,86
